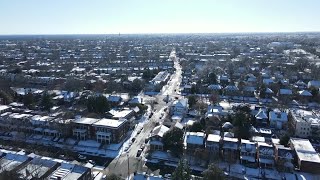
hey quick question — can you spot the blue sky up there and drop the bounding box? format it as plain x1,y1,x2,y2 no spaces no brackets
0,0,319,34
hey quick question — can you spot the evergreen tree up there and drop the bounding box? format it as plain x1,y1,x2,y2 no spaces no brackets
87,95,110,114
172,160,191,180
189,121,203,132
162,127,184,156
203,164,225,180
40,92,53,111
23,92,35,109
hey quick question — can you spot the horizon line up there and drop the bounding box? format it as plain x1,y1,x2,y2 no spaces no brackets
1,31,320,36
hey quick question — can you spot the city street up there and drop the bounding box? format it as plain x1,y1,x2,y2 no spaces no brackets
104,49,183,178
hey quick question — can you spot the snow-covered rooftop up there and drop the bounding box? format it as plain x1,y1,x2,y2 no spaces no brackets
290,138,320,163
185,132,204,145
93,118,126,128
206,134,220,142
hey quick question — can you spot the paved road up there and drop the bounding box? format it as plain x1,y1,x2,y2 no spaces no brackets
104,49,182,178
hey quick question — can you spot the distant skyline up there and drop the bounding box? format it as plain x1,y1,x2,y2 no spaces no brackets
1,0,320,35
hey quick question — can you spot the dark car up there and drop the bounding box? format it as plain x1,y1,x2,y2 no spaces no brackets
136,149,142,157
131,137,136,143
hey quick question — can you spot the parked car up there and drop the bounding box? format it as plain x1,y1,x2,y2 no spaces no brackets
131,137,136,143
136,149,143,157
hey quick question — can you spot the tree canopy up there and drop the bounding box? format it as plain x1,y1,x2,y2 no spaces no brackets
189,121,203,132
23,92,35,109
172,160,191,180
40,92,53,112
106,173,121,180
187,95,197,108
202,164,225,180
162,127,184,156
87,95,110,114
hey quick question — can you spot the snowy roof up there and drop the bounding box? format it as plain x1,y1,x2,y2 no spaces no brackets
134,173,163,180
255,108,268,120
290,138,320,163
279,89,292,95
224,85,239,91
308,80,320,88
93,118,126,128
244,86,256,92
185,132,205,145
129,96,142,104
299,90,312,96
0,105,10,112
152,125,170,138
269,111,288,122
295,80,307,86
206,134,221,142
107,95,121,102
49,163,89,180
112,109,133,118
224,132,234,138
263,78,274,84
0,153,30,172
207,105,223,115
222,122,233,129
18,158,58,179
173,99,188,108
174,122,183,129
252,136,265,143
265,88,274,94
208,84,222,90
73,117,99,125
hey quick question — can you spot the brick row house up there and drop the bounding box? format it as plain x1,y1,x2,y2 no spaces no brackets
72,117,129,144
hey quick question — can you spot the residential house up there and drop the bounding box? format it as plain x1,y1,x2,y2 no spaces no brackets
92,118,129,144
222,137,239,163
18,158,60,179
184,132,205,154
170,98,189,117
128,96,143,105
255,108,268,127
240,139,257,167
206,105,224,118
72,117,99,140
208,84,222,94
0,105,10,114
218,75,230,86
290,109,320,138
269,111,288,129
0,153,31,173
264,88,274,99
112,109,135,120
258,142,274,169
48,163,91,180
107,95,122,106
149,125,170,151
206,134,221,160
263,78,274,86
308,80,320,89
243,86,256,97
278,89,293,100
290,138,320,174
224,85,239,96
274,145,294,172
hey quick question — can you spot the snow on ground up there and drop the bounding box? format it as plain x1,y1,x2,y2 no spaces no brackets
217,162,320,180
77,140,101,148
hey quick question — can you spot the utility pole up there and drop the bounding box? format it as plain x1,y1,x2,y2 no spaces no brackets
127,153,130,180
